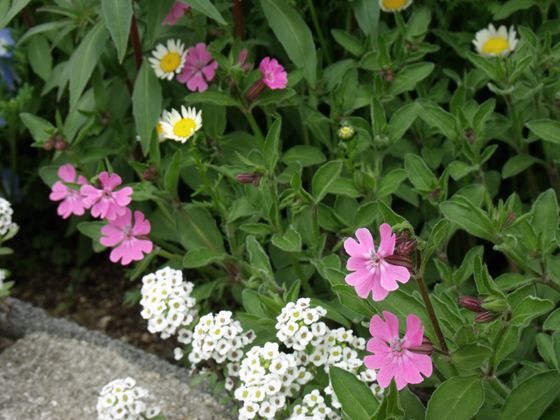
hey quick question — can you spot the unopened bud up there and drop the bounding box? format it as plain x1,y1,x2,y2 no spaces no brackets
481,296,508,313
428,188,441,201
43,136,55,151
475,311,498,323
505,211,516,227
381,68,394,82
246,79,266,102
464,128,476,144
337,125,355,140
384,254,414,271
236,172,261,186
395,231,416,256
374,134,390,148
142,166,158,181
410,337,433,355
100,112,111,126
54,135,69,150
459,296,484,313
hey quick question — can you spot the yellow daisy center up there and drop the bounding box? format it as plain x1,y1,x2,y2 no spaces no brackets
160,52,181,73
173,118,196,138
156,122,163,135
481,37,509,55
382,0,408,10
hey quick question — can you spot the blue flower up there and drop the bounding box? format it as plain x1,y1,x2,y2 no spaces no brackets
0,29,15,59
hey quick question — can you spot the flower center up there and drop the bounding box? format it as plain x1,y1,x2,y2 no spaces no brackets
481,37,509,55
368,252,381,270
265,71,275,82
160,52,181,72
382,0,408,10
172,118,196,138
389,337,403,354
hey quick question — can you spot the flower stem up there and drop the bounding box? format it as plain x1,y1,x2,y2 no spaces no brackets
305,0,332,64
244,111,265,144
130,2,142,70
414,255,448,353
232,0,245,39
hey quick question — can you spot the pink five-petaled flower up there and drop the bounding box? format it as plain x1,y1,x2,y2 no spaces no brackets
49,164,89,219
163,1,190,25
259,57,288,89
80,172,133,221
364,311,433,390
177,43,218,92
100,208,153,266
344,224,411,301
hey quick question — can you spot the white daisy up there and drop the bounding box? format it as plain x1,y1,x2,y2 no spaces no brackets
156,110,170,142
379,0,413,13
148,39,186,80
160,106,202,143
473,24,518,57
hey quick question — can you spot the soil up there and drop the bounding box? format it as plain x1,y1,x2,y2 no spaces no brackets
10,256,177,359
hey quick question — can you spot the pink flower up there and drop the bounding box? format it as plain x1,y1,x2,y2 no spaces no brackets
259,57,288,89
364,311,433,390
163,1,191,25
49,164,89,219
177,43,218,92
344,224,411,301
100,208,153,265
80,172,133,221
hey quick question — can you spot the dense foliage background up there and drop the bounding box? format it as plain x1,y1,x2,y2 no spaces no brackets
2,0,560,419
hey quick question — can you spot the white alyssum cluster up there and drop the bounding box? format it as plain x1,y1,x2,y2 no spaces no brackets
235,343,312,419
140,267,197,340
0,269,6,288
96,377,160,420
188,310,255,367
290,390,338,420
0,198,17,239
275,298,328,351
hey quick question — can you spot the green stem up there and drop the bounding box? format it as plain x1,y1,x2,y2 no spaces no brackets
291,255,312,295
157,248,181,260
488,321,508,376
487,376,510,401
305,0,332,64
244,111,265,144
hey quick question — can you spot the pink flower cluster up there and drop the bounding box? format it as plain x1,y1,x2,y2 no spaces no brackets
49,164,153,266
163,1,190,25
343,224,433,390
177,42,218,92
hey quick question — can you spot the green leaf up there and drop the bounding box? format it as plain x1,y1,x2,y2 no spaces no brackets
399,389,425,420
526,119,560,144
0,0,31,28
426,376,484,420
246,236,274,280
19,113,55,143
250,88,296,109
500,371,560,420
390,62,434,96
440,196,497,242
271,225,302,253
18,20,72,44
176,205,224,252
331,29,364,56
164,151,181,197
187,0,226,24
451,344,492,370
184,91,239,106
101,0,132,63
423,219,451,264
494,325,521,366
494,0,536,20
418,102,457,140
77,222,105,243
543,308,560,331
312,161,343,203
502,155,538,179
531,189,558,249
329,366,378,420
263,119,282,173
259,0,317,86
377,169,408,198
536,333,558,369
405,153,438,193
388,101,420,141
374,381,404,419
183,249,226,268
69,22,109,107
132,62,162,155
282,146,326,167
351,0,379,39
511,296,554,327
27,35,52,80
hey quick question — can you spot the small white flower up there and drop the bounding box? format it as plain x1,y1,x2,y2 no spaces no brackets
473,24,518,57
0,198,17,238
148,39,186,80
379,0,413,13
96,378,160,420
159,106,202,143
174,347,184,360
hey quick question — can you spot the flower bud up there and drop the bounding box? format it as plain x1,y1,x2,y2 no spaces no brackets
381,68,394,82
384,255,413,271
395,231,416,256
374,134,390,148
54,135,69,151
410,337,433,355
464,128,476,144
474,311,498,323
481,296,508,313
504,211,516,227
459,296,484,313
43,136,55,151
142,166,158,181
337,125,355,140
246,80,265,102
236,172,261,186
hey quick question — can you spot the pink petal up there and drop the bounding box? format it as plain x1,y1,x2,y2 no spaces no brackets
383,262,411,286
355,275,373,299
379,262,400,291
407,352,433,377
113,187,133,207
202,60,218,82
177,65,195,83
58,164,77,183
77,175,88,185
344,237,368,258
49,182,69,201
347,256,368,271
91,200,110,219
376,364,396,389
371,276,390,302
403,314,424,348
369,314,391,340
378,223,395,257
187,72,208,92
394,369,408,390
57,200,71,219
367,337,391,354
383,311,400,338
400,358,423,385
345,270,370,286
100,225,124,247
363,353,391,370
355,228,374,250
99,172,122,190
